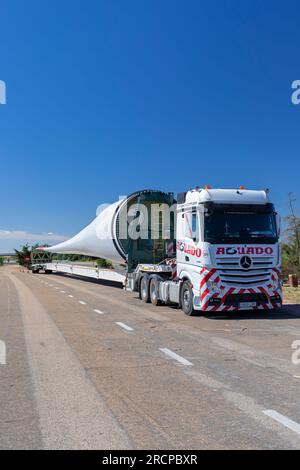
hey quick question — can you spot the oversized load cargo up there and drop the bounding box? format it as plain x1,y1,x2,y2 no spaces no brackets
47,189,176,271
36,186,282,316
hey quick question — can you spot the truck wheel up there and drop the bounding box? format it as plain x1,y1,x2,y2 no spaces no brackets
149,277,161,306
140,276,150,303
181,281,195,316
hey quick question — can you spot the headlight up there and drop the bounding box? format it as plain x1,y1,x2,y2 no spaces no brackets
271,277,281,291
207,280,220,293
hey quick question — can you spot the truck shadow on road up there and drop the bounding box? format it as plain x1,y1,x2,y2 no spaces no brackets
199,304,300,320
53,272,124,289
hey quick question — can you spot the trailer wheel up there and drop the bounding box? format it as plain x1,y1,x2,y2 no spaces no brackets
140,275,150,303
149,277,161,306
181,281,195,316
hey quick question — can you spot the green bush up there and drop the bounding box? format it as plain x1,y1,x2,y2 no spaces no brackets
96,258,114,269
0,256,4,266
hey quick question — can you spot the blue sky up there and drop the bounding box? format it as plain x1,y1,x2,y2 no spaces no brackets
0,0,299,251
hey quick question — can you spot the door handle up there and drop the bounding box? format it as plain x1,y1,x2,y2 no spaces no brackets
185,256,190,262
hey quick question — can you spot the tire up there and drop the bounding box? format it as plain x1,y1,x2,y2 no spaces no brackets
149,277,161,306
140,275,150,303
181,280,195,316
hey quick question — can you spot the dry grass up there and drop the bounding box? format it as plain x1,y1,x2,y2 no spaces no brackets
283,285,300,305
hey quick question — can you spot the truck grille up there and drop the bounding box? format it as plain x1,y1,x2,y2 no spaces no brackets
216,257,273,286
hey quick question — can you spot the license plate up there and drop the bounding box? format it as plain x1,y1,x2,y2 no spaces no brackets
239,302,256,309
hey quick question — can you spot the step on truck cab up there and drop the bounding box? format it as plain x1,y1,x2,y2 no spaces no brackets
130,186,282,315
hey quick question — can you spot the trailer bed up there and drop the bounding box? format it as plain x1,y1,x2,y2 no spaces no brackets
36,262,126,284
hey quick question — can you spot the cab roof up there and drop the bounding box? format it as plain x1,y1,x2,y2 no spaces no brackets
179,188,270,205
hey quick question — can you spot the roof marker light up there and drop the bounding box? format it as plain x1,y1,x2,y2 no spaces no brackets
239,186,246,190
204,185,212,190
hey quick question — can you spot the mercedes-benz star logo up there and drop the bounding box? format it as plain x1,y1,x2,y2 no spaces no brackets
240,255,252,270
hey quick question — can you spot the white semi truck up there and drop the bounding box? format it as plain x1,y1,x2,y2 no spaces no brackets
33,187,282,315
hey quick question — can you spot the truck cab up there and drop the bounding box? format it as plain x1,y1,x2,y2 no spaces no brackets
176,187,282,314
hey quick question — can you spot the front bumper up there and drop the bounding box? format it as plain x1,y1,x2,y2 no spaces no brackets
196,267,282,312
194,289,282,312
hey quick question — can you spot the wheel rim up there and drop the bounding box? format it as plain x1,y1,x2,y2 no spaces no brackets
141,279,147,299
150,282,156,301
183,288,191,309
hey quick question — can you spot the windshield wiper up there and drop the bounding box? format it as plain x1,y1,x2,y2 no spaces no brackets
249,237,276,243
205,236,277,244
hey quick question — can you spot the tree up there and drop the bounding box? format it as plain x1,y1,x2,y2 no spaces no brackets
287,192,300,265
0,256,4,266
282,194,300,278
14,244,39,267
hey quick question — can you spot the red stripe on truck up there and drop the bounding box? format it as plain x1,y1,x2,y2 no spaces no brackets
200,269,216,288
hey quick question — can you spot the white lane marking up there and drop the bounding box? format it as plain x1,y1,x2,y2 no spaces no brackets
159,348,193,366
94,309,104,315
68,295,74,298
78,300,87,305
54,287,59,290
0,340,6,365
60,290,66,294
263,410,300,435
115,322,134,332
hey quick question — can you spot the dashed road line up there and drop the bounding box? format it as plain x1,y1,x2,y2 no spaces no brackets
60,290,66,294
115,322,134,332
68,295,74,298
263,410,300,435
159,348,193,366
78,300,87,305
0,340,6,365
94,309,104,315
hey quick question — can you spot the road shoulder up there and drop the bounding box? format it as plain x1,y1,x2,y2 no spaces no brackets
8,271,131,450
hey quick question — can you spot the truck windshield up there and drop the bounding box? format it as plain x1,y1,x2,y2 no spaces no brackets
204,212,277,244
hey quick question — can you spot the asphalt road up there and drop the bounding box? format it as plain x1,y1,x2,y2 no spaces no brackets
1,265,300,449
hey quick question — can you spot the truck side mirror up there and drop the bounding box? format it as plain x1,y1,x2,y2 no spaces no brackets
275,213,281,238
